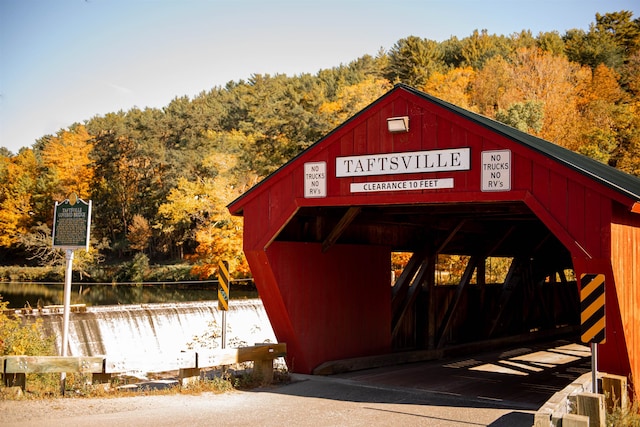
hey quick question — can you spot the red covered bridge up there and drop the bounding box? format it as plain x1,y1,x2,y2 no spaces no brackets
228,84,640,394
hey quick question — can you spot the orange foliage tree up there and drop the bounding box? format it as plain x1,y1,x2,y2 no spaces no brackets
157,153,249,278
422,67,475,109
40,125,95,202
318,77,392,128
0,149,39,247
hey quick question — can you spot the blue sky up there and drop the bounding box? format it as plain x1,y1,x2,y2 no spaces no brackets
1,0,639,154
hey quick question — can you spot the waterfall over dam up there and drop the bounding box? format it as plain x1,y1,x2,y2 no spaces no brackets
16,299,276,370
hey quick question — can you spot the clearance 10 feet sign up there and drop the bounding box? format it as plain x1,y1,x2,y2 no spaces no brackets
303,148,511,197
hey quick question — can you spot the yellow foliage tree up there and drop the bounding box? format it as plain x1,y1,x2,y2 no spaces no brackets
471,48,589,151
158,153,249,278
127,214,152,252
0,149,39,247
422,67,475,109
470,55,513,117
41,125,95,201
191,153,249,278
0,299,55,356
319,77,392,128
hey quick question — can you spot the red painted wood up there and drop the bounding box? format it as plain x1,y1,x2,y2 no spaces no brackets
266,242,391,373
512,152,532,192
532,161,551,209
584,190,605,259
610,205,640,397
422,109,438,150
354,121,367,155
549,171,568,230
567,180,586,246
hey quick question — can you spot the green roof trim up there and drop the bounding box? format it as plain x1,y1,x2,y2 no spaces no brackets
397,83,640,202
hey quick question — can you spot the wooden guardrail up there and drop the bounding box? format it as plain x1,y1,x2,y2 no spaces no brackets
1,343,286,391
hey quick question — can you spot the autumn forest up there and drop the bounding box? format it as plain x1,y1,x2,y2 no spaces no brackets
1,11,639,282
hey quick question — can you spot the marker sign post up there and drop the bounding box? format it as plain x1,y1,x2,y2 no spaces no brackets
52,194,92,394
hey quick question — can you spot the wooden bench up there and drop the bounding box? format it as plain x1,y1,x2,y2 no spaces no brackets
1,343,286,391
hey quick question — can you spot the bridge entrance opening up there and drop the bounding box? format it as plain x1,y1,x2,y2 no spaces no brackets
276,201,579,353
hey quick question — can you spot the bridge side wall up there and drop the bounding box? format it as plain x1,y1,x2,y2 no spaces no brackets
611,204,640,396
265,241,392,373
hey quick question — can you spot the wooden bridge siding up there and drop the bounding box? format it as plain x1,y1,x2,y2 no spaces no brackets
502,137,616,260
239,89,633,237
266,241,391,374
393,281,580,351
611,204,640,397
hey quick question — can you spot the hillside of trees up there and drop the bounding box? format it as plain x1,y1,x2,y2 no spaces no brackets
1,11,639,281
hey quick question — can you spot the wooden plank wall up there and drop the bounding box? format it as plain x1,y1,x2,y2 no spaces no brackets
610,204,640,397
266,241,392,374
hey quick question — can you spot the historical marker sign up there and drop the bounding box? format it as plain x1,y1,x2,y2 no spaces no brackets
52,194,92,250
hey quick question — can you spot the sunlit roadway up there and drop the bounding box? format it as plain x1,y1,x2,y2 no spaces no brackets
461,343,591,376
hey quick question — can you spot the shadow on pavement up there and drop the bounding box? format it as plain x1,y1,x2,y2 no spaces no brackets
488,412,535,426
265,374,538,411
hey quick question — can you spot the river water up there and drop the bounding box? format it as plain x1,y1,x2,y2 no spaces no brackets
0,281,258,308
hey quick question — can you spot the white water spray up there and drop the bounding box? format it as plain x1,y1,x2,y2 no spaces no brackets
17,299,276,372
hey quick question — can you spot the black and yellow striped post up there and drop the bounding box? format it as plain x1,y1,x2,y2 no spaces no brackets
217,260,230,311
217,260,230,349
580,273,606,344
580,273,606,393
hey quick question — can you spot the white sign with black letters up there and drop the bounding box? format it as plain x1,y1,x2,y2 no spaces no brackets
481,150,511,191
304,162,326,198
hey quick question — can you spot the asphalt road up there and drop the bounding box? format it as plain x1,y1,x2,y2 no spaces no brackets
334,339,592,409
1,339,589,427
2,375,535,427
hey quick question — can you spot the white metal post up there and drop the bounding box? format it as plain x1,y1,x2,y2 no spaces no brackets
221,311,227,349
592,342,598,393
60,249,74,394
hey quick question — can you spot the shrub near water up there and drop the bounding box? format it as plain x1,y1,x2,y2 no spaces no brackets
1,296,58,397
0,297,55,356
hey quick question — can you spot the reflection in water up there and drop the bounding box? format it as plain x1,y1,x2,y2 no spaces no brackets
0,281,258,308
